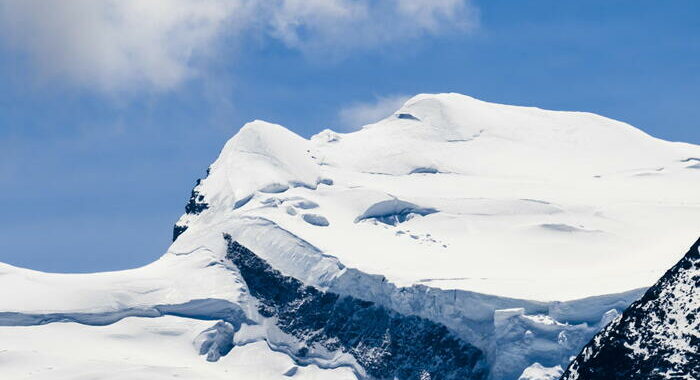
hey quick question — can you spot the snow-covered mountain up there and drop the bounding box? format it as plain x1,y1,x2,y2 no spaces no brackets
176,93,700,301
0,93,698,379
561,238,700,379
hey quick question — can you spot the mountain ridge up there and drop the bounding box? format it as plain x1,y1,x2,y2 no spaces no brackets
0,92,698,380
173,92,700,300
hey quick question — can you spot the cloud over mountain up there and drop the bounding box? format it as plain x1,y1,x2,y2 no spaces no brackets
0,0,477,92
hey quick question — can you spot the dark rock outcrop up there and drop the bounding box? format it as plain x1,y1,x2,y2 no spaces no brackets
172,177,210,241
560,238,700,380
225,236,488,380
184,187,208,215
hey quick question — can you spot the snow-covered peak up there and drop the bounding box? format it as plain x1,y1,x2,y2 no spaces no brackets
174,93,700,301
317,92,690,178
1,93,698,380
392,93,652,142
206,120,320,204
380,92,655,143
174,120,327,233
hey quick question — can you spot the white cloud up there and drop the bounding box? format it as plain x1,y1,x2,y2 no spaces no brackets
338,94,411,130
0,0,477,92
0,0,245,92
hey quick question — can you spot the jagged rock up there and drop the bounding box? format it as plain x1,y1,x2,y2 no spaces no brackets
225,236,488,380
560,238,700,379
173,177,210,241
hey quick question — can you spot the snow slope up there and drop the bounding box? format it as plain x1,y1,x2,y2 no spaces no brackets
0,316,355,380
1,93,698,379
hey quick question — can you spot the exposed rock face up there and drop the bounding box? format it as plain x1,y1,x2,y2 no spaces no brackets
560,238,700,380
184,187,209,215
225,236,488,380
173,177,209,241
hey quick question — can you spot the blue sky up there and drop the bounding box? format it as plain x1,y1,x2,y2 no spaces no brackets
1,0,698,272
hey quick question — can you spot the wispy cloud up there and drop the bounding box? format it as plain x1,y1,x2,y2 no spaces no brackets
338,94,411,130
0,0,478,93
265,0,478,57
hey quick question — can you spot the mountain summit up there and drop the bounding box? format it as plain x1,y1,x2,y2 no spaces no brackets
175,92,700,300
0,93,698,379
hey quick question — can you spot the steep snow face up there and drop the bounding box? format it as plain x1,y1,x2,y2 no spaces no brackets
561,238,700,380
177,93,700,300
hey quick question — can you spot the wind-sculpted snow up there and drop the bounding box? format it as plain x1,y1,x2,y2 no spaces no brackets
0,298,248,328
397,113,421,121
302,213,330,226
561,238,700,379
194,321,236,362
225,236,488,380
409,167,440,174
0,315,359,380
355,199,438,226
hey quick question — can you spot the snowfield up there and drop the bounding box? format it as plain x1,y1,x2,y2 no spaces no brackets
1,93,698,379
0,316,355,380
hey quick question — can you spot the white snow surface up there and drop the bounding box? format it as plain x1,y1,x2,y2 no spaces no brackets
183,92,700,301
0,316,355,380
518,363,563,380
1,93,699,380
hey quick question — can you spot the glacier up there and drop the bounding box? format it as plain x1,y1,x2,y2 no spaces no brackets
0,93,699,379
